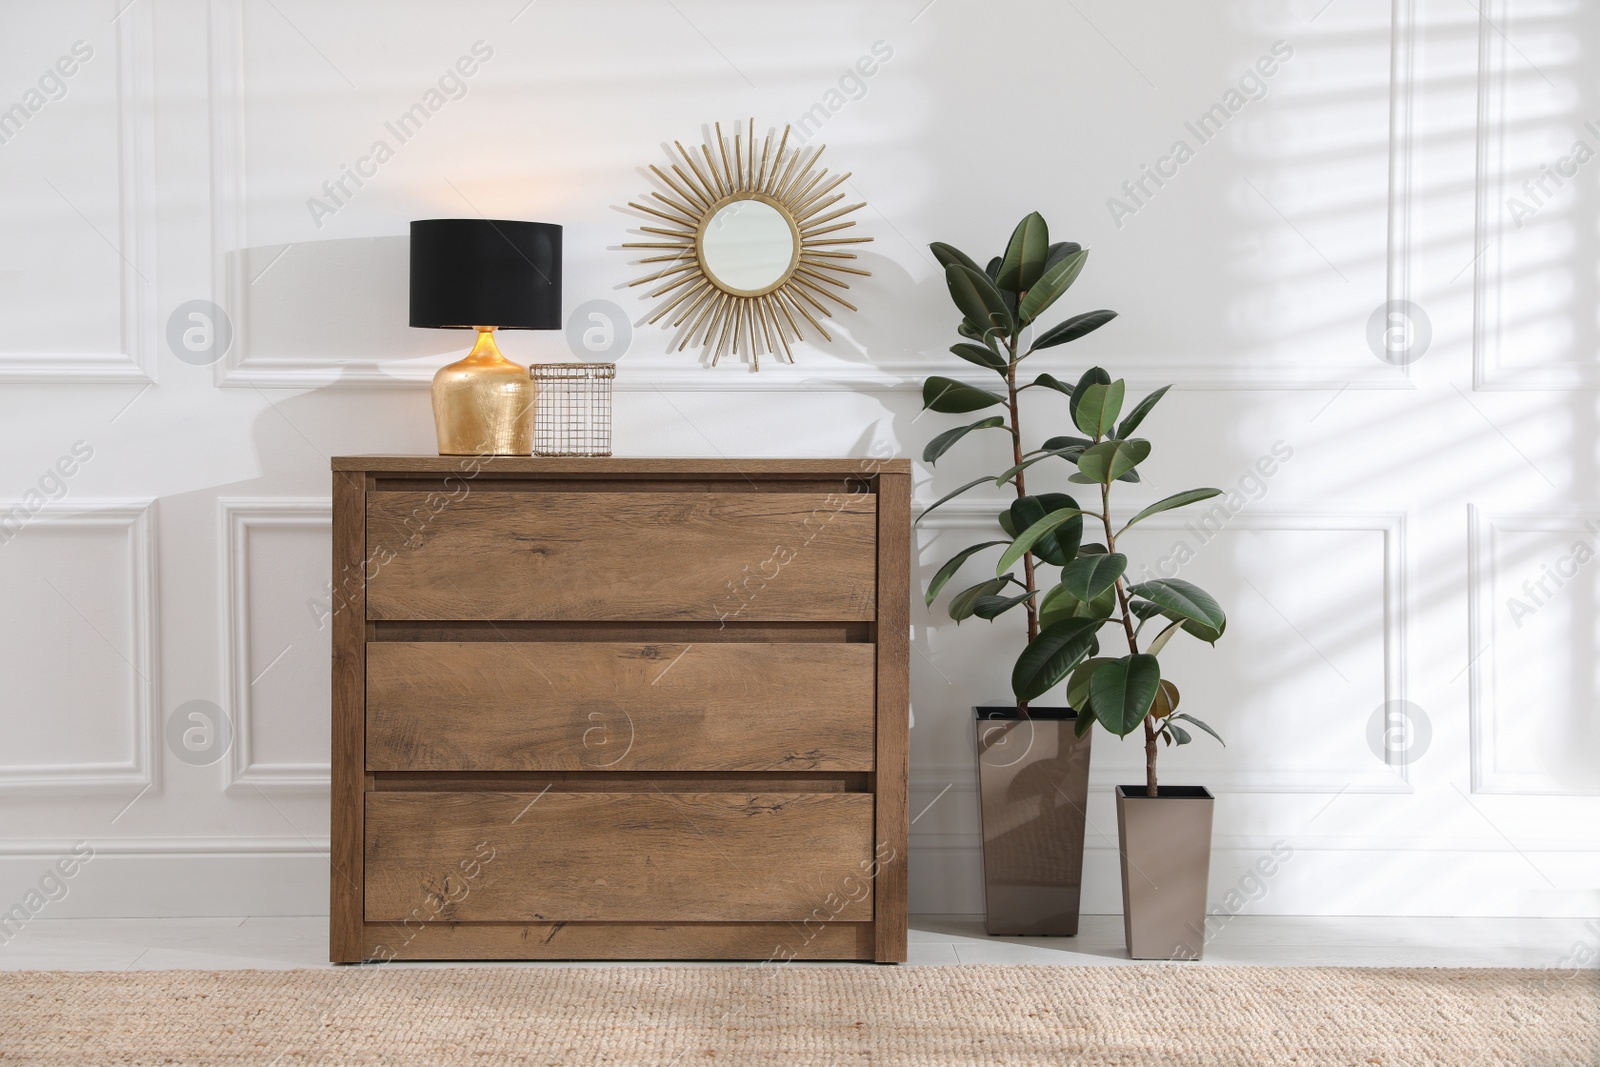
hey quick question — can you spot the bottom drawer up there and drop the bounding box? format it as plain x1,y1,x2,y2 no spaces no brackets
364,791,876,923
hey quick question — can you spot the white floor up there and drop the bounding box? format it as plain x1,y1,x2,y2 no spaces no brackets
0,915,1594,970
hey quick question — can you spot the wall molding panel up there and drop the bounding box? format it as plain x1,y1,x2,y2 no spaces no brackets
219,498,332,793
0,3,157,385
0,499,158,792
916,502,1411,794
1467,504,1600,795
204,0,1419,395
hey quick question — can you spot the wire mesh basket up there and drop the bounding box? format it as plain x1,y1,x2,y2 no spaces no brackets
531,363,615,457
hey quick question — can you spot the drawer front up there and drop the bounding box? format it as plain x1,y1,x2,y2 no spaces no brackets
364,791,876,922
366,641,876,771
366,490,877,621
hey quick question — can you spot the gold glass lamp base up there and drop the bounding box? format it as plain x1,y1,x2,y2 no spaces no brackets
431,327,537,456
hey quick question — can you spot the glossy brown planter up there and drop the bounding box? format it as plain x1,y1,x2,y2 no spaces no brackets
974,707,1091,936
1115,785,1214,960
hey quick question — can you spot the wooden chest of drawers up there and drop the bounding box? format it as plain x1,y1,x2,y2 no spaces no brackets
330,456,910,963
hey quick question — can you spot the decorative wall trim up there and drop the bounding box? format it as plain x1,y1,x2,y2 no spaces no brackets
1470,0,1589,390
908,826,1600,854
0,836,327,857
915,502,1411,793
206,0,1418,394
208,356,1416,394
0,500,158,791
0,4,156,384
219,498,332,792
1467,504,1600,795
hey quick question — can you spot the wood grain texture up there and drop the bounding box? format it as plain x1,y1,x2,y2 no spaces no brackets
365,491,877,622
366,642,877,772
336,455,911,476
364,791,875,923
372,771,870,793
873,470,911,963
370,620,871,643
359,920,874,961
329,469,366,962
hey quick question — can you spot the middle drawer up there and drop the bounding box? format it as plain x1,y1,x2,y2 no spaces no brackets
366,641,876,772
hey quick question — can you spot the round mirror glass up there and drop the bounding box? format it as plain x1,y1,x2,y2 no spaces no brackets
699,199,796,293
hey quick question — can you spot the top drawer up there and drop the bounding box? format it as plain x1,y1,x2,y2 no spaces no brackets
366,488,878,621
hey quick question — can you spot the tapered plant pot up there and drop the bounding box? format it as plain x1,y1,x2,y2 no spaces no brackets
973,707,1091,936
1115,784,1214,960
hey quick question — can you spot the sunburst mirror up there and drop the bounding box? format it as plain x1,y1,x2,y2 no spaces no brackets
624,120,871,368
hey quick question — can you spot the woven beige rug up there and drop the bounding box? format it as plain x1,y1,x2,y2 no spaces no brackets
2,965,1594,1066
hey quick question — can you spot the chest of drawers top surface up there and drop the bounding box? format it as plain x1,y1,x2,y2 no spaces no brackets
332,456,910,474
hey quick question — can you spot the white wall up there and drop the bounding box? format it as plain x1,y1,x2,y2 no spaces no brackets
1,0,1596,923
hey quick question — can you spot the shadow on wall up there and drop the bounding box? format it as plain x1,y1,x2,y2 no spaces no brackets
220,235,562,385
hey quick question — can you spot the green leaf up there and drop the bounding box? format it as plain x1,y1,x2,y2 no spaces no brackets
923,376,1005,414
996,211,1049,292
1167,723,1192,745
1059,552,1127,601
1074,706,1096,737
1152,679,1180,719
1116,384,1170,438
1173,712,1226,746
1040,582,1116,628
950,343,1008,375
996,506,1091,576
949,578,1010,623
925,540,1007,606
1018,248,1089,324
1072,380,1126,437
1022,373,1075,396
1118,488,1224,535
1029,309,1118,353
973,589,1038,620
923,416,1007,465
1067,656,1115,709
1012,618,1103,701
1006,494,1082,566
1127,578,1226,635
930,242,985,276
915,475,997,524
1067,367,1111,427
1041,434,1093,452
1076,438,1150,484
1088,655,1162,736
1042,241,1082,273
984,255,1001,280
946,264,1014,337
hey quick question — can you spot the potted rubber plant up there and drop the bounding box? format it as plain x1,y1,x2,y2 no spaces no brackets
920,212,1228,958
918,212,1114,937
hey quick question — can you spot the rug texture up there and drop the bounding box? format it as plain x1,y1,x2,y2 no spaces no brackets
1,965,1594,1066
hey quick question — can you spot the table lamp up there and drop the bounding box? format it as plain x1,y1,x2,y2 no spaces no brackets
410,218,562,455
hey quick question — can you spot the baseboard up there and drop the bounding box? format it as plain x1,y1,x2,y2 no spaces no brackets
910,846,1600,919
3,840,1595,920
0,839,327,919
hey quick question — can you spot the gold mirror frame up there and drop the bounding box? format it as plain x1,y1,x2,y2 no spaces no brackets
625,120,872,368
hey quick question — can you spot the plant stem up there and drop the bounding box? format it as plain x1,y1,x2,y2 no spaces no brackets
1005,338,1038,646
1102,480,1157,798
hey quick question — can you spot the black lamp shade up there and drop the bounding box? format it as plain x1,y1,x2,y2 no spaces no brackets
409,218,562,329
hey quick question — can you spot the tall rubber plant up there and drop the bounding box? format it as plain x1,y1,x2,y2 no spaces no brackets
919,212,1229,796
